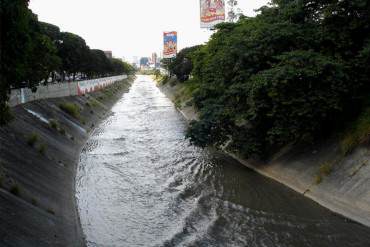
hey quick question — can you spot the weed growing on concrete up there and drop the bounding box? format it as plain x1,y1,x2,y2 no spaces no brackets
31,198,38,206
10,185,20,196
38,144,46,155
49,119,59,130
315,161,334,185
341,107,370,155
47,208,55,215
319,162,333,176
27,133,39,147
59,103,80,119
59,128,66,135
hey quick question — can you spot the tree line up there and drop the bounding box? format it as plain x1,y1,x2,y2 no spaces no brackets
164,0,370,159
1,0,134,125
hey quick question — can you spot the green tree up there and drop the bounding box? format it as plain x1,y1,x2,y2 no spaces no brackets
185,0,370,158
58,32,90,80
1,0,33,124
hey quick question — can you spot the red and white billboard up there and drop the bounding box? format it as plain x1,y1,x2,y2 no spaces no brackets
200,0,225,28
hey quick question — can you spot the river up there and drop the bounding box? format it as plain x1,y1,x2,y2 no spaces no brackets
76,76,370,247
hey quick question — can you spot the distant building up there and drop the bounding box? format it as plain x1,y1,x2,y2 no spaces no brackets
104,51,113,59
133,56,139,67
151,53,158,64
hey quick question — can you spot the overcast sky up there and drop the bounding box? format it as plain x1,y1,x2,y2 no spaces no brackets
29,0,269,62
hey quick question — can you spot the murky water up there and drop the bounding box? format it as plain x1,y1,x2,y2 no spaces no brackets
76,76,370,247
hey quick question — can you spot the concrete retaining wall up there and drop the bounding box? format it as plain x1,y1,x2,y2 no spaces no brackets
9,75,128,107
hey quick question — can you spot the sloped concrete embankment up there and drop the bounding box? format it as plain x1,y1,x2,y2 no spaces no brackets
158,81,370,228
0,77,133,246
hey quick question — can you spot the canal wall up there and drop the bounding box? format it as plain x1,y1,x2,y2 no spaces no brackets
158,80,370,228
8,75,128,107
0,76,134,246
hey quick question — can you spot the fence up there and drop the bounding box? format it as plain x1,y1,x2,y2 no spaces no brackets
9,75,128,107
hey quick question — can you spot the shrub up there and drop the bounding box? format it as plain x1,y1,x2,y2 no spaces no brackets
47,208,55,215
59,128,66,135
319,162,333,176
340,107,370,155
59,103,80,118
31,198,38,206
27,133,39,147
38,144,46,155
10,185,20,196
49,119,59,130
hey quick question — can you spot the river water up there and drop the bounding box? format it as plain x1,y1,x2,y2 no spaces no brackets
76,76,370,247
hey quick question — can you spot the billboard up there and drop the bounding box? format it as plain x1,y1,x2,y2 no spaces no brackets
200,0,225,28
163,31,177,59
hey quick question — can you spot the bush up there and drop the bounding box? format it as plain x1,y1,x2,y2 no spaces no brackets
315,174,323,185
47,208,55,215
10,185,20,196
59,103,80,118
27,133,39,147
59,128,66,135
319,162,333,176
340,107,370,155
38,144,46,155
49,119,59,130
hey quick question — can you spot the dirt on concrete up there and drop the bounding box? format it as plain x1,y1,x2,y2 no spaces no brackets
0,77,134,247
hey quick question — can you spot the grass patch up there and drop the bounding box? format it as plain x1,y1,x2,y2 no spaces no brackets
340,107,370,155
59,128,66,135
315,174,323,184
27,133,39,147
47,208,55,215
38,144,47,155
49,119,59,130
59,103,80,119
81,118,86,125
31,198,38,206
173,79,199,107
315,161,334,185
10,185,20,196
86,98,100,108
319,162,333,176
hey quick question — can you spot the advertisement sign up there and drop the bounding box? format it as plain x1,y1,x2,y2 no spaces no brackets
163,31,177,59
200,0,225,28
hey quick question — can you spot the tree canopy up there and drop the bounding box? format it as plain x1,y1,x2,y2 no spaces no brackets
166,0,370,158
0,0,134,125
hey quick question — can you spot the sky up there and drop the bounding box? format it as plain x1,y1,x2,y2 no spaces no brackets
29,0,270,62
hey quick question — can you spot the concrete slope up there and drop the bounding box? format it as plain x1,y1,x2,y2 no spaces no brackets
0,77,133,246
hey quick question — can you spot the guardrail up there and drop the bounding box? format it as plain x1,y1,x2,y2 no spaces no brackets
9,75,128,107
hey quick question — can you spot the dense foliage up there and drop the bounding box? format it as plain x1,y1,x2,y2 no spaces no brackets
0,0,134,125
168,0,370,158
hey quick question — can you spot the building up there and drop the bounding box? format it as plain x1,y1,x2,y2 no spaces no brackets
104,51,113,59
